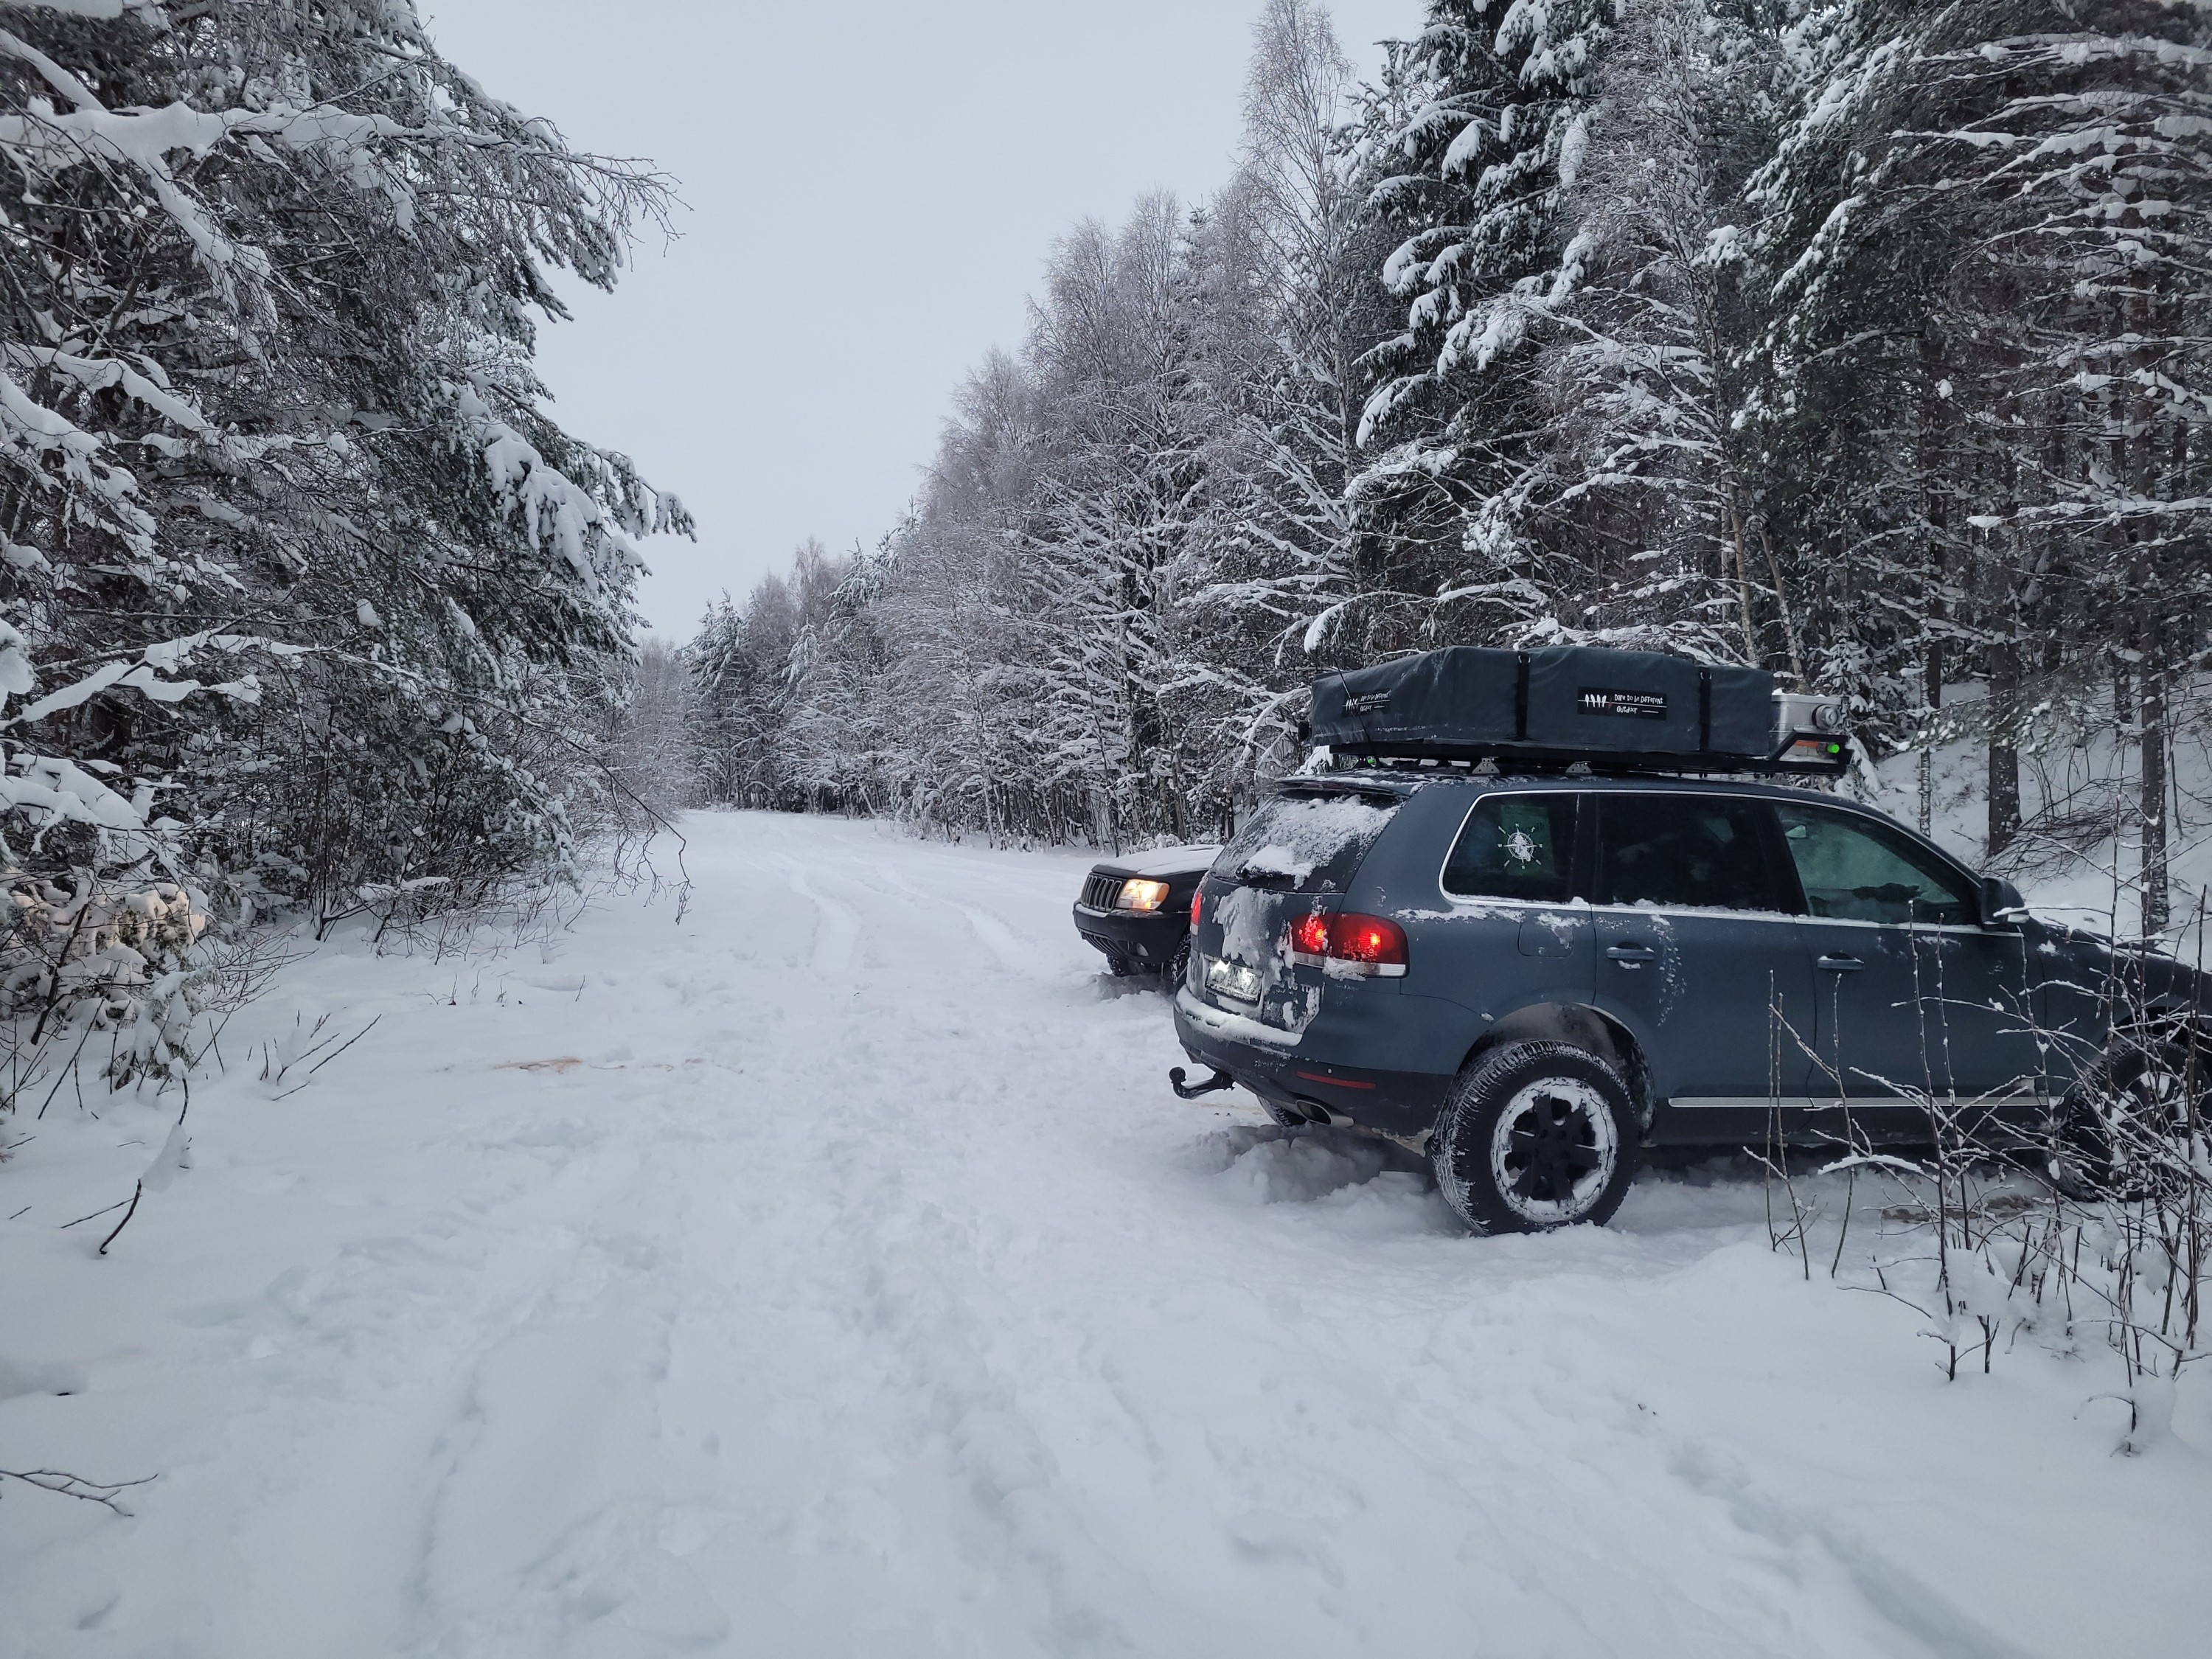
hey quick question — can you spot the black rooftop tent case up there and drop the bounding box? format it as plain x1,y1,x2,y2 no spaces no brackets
1309,645,1825,771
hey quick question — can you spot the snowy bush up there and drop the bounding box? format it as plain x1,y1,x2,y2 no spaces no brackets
1753,945,2212,1447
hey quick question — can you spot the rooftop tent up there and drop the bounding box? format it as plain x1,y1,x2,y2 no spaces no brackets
1309,646,1834,772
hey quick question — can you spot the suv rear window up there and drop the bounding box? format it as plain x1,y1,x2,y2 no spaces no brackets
1218,788,1400,894
1596,793,1790,913
1443,793,1580,902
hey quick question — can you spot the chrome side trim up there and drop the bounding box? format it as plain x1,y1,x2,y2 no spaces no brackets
1669,1091,2038,1111
1668,1095,1921,1111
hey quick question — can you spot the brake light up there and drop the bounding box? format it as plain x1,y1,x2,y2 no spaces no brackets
1285,911,1407,978
1332,914,1409,970
1190,888,1203,928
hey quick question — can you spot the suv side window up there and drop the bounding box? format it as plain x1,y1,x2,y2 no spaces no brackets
1442,793,1579,902
1775,803,1976,926
1596,793,1791,913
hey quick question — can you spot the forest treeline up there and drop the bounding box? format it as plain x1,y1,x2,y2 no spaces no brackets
688,0,2210,929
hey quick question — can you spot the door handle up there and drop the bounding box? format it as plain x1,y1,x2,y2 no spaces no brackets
1604,943,1659,964
1816,954,1865,973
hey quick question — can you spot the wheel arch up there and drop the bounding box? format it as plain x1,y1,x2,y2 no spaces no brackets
1461,1002,1655,1131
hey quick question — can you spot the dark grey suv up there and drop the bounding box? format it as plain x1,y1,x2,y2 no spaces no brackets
1172,771,2202,1234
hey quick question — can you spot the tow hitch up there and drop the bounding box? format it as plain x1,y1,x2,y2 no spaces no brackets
1169,1065,1236,1100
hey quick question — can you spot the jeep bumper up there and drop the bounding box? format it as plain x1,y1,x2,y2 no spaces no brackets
1072,902,1186,967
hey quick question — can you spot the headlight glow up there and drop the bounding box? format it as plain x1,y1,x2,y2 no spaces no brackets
1117,877,1171,912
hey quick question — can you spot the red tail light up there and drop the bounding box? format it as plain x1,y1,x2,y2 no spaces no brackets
1191,888,1203,928
1285,910,1408,978
1332,914,1409,970
1288,911,1332,959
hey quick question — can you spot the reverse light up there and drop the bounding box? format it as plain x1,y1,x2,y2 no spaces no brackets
1117,877,1171,912
1286,911,1408,978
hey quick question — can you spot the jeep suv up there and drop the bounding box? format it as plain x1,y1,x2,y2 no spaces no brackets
1072,844,1220,982
1172,771,2200,1234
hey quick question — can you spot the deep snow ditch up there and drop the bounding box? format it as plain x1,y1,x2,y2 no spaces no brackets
1,810,2206,1658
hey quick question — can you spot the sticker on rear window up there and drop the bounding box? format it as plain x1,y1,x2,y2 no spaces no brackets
1498,800,1560,874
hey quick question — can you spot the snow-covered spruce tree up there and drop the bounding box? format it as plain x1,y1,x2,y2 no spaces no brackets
1533,0,1804,672
1024,196,1218,846
1747,0,2023,801
1352,0,1615,655
689,543,852,813
1906,7,2212,920
1747,0,2211,906
772,541,886,815
0,0,688,943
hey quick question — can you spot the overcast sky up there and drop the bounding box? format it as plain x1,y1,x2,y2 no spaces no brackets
420,1,1420,638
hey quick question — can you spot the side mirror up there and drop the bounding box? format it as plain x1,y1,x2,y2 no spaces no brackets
1980,875,2029,927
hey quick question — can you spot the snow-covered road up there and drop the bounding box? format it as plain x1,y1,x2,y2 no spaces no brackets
3,812,2205,1658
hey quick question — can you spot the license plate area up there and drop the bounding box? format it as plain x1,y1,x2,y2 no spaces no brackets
1204,954,1263,1005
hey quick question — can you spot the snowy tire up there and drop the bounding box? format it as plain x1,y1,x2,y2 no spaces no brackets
1431,1042,1639,1235
2051,1039,2210,1200
1163,937,1192,993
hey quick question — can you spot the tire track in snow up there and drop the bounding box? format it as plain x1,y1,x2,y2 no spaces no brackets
1660,1437,2037,1659
779,858,860,977
679,820,2084,1658
675,828,1187,1649
834,858,1040,977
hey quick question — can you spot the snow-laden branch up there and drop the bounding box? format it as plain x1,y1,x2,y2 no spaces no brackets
452,383,647,599
0,627,306,728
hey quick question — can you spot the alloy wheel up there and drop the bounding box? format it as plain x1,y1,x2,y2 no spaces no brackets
1488,1077,1619,1226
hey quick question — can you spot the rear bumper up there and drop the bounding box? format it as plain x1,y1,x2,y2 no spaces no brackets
1071,902,1186,966
1171,990,1455,1138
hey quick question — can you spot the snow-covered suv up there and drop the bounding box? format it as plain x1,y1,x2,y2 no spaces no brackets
1172,771,2202,1234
